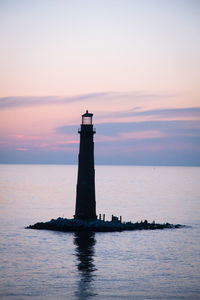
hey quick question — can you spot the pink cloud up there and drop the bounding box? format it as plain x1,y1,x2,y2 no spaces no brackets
15,134,24,139
51,146,78,152
16,148,29,151
56,140,79,145
14,134,41,141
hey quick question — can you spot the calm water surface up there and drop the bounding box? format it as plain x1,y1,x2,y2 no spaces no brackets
0,164,200,299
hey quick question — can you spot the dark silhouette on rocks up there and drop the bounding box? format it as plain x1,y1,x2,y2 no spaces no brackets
75,111,96,220
26,217,182,232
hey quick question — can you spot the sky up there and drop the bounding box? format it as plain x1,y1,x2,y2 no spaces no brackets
0,0,200,165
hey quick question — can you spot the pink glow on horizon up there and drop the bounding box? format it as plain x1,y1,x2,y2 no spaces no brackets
0,94,199,164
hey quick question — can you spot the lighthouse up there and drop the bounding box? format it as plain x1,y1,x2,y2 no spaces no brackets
74,110,97,220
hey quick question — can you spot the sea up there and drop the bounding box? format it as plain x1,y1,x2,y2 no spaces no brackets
0,164,200,300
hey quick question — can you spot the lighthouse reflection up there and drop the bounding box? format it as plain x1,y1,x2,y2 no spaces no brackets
74,231,97,299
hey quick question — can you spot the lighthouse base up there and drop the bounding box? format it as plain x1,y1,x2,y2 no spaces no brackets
74,214,97,221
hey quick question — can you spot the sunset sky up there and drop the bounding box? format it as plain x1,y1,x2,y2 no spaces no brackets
0,0,200,165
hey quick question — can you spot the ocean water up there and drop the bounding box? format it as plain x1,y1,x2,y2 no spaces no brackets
0,164,200,299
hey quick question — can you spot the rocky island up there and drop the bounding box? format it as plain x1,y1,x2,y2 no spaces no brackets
26,217,182,232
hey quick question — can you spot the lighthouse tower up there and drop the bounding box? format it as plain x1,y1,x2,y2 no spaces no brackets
74,111,97,220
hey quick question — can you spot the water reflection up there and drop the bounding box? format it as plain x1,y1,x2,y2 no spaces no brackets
74,231,97,299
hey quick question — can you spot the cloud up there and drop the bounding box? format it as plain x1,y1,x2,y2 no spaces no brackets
97,107,200,120
0,91,175,110
137,107,200,118
1,118,200,165
1,95,200,165
56,140,78,145
56,119,200,139
119,130,164,140
56,106,200,137
55,115,200,166
16,148,29,151
0,92,110,109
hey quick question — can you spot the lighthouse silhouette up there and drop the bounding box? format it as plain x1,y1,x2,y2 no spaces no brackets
74,110,97,220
